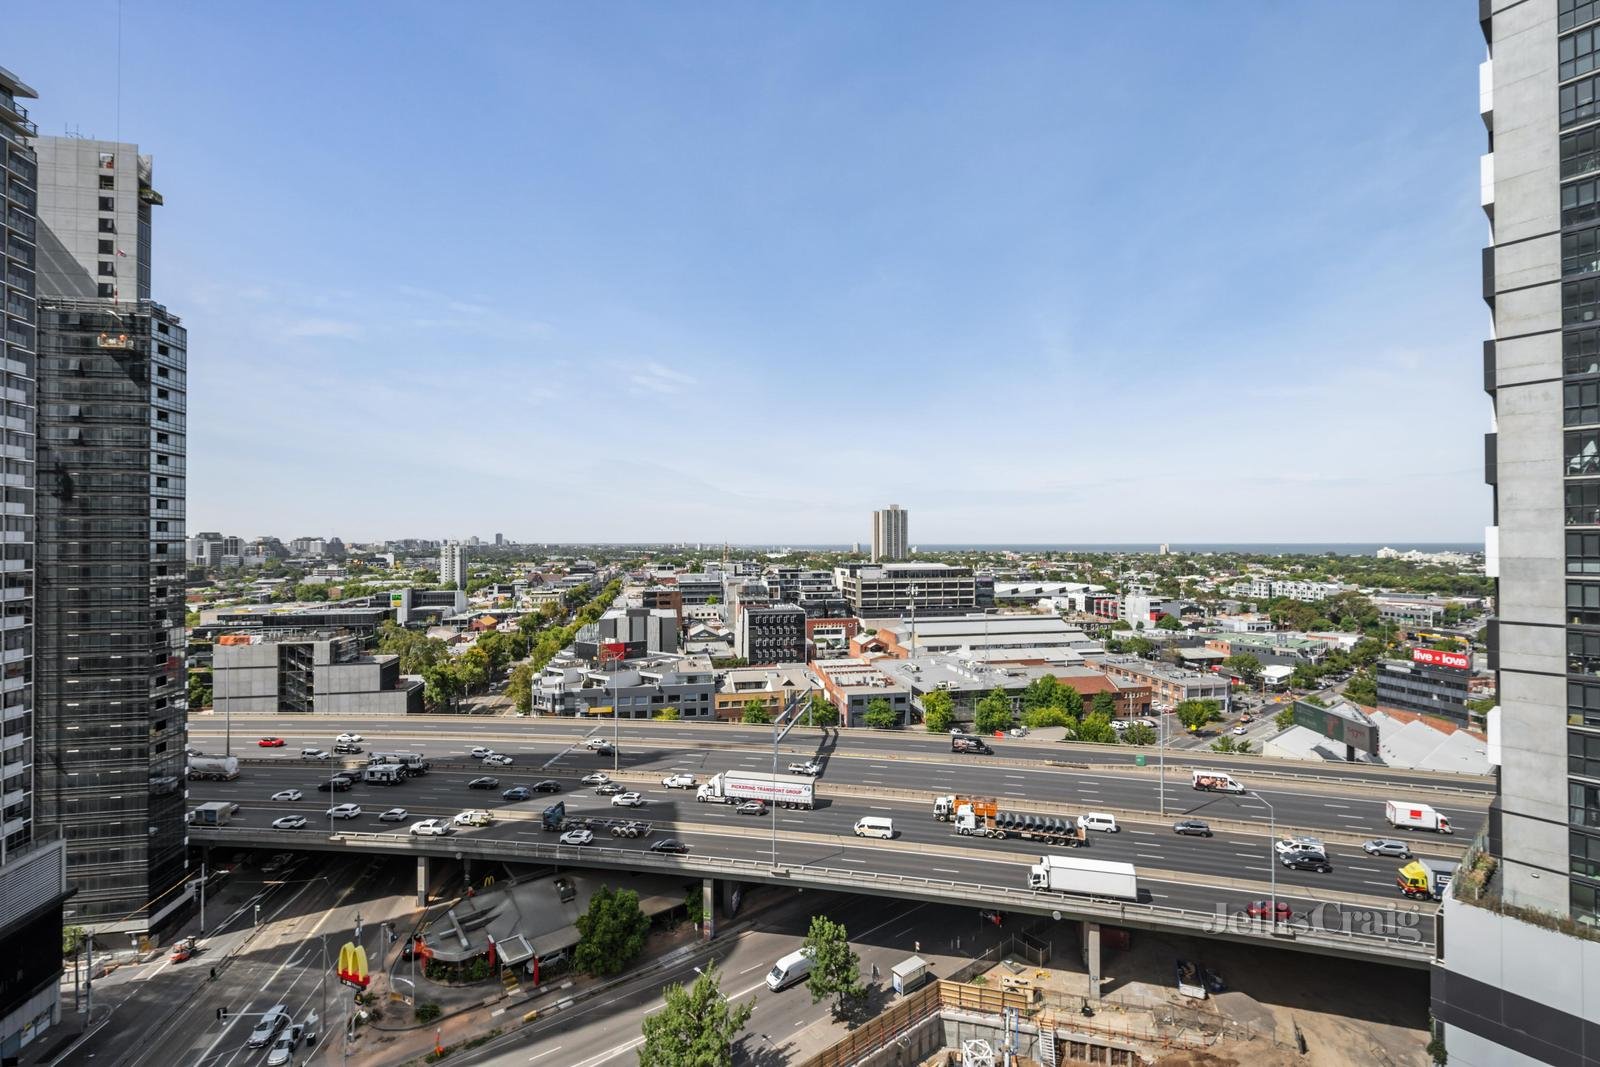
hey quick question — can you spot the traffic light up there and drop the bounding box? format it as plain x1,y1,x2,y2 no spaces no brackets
216,1006,228,1021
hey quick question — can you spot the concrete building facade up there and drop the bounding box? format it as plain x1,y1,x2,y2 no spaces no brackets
834,562,975,618
735,602,805,664
870,504,907,562
212,632,422,716
440,542,466,590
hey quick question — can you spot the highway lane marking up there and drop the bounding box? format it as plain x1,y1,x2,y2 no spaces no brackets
1128,830,1156,836
528,1047,563,1061
1323,803,1351,809
931,867,959,874
869,806,893,811
871,763,889,768
1349,866,1382,873
739,962,766,974
1233,852,1258,858
1136,853,1164,860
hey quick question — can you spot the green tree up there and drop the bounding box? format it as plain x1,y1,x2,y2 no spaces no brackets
806,693,840,727
422,664,462,712
1125,636,1156,658
804,915,864,1017
456,646,491,692
1090,692,1118,718
973,687,1014,734
1222,653,1263,685
186,672,212,711
1274,707,1296,729
655,705,682,721
921,689,956,733
1021,706,1074,729
1211,734,1238,754
638,961,754,1067
705,595,720,606
1289,662,1321,690
505,662,534,713
1175,699,1222,732
1076,712,1119,744
741,700,772,725
1122,722,1157,746
1155,613,1182,631
1344,669,1378,706
863,699,898,730
1020,675,1063,711
573,886,650,977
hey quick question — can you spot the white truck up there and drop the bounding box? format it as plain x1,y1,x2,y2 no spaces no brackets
1027,855,1139,901
187,755,240,781
367,752,429,775
1191,769,1245,794
1385,800,1453,834
362,764,405,785
696,771,815,810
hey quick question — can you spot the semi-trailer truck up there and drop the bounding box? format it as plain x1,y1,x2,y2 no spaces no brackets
187,756,240,781
189,801,239,826
933,795,1087,847
1191,770,1245,794
1385,801,1453,834
1397,859,1460,900
696,771,815,809
1027,855,1139,900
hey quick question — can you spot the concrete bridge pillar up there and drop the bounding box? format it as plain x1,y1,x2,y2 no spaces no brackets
1081,921,1101,1000
702,878,716,940
719,879,741,919
416,856,429,907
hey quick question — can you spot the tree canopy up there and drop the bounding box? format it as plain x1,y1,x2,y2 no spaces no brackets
921,689,955,733
973,688,1014,734
638,962,754,1067
574,886,650,978
804,915,864,1016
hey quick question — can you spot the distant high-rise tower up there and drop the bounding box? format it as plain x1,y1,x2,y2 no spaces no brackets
0,63,68,1059
494,532,504,546
871,505,908,563
440,543,467,589
33,132,189,934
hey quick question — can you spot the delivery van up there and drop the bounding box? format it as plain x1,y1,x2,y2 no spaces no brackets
766,948,816,991
1078,812,1120,834
853,816,895,839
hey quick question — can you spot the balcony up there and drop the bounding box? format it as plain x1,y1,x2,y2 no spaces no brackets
1481,58,1493,126
0,97,37,138
1482,152,1495,219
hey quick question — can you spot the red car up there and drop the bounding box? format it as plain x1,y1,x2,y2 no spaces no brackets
170,936,198,963
258,737,285,748
1246,899,1292,922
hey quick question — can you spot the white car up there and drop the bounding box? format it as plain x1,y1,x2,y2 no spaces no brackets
336,732,364,744
409,818,450,836
483,754,514,767
787,761,822,776
583,738,612,750
611,791,645,807
1232,726,1247,736
469,746,493,759
378,807,408,822
326,803,362,820
581,772,611,786
247,1004,289,1048
272,816,307,830
560,828,595,846
662,773,696,789
1275,835,1325,856
270,789,303,802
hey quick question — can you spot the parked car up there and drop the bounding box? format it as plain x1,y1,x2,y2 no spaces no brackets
247,1005,290,1048
1172,819,1213,837
1247,899,1292,922
560,828,595,846
650,838,690,854
409,818,450,836
595,783,624,796
787,761,822,776
467,777,500,790
502,787,532,802
258,737,285,748
662,774,696,789
270,789,303,802
581,773,611,786
736,800,768,816
1231,726,1247,736
379,807,409,822
611,791,645,807
531,780,561,793
1363,839,1413,858
326,803,362,820
336,732,364,744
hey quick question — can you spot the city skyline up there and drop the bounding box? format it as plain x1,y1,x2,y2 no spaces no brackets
8,2,1489,542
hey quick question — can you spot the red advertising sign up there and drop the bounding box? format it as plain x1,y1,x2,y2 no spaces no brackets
1413,647,1469,671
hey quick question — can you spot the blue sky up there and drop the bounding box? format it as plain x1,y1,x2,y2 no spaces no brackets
13,2,1490,544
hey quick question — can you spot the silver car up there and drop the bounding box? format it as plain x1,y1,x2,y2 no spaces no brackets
247,1004,289,1048
1363,838,1413,858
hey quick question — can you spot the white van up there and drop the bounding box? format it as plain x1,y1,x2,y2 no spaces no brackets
1078,812,1120,833
766,948,815,991
853,816,895,839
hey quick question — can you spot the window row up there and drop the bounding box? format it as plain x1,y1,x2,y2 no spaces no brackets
1567,226,1600,278
1566,429,1600,475
1570,380,1600,427
1564,26,1600,81
1565,0,1600,33
1563,73,1600,128
1574,731,1600,778
1572,779,1600,829
1570,581,1600,626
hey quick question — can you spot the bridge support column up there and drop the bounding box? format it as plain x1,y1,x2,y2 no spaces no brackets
416,856,428,907
1081,921,1101,1000
702,878,716,940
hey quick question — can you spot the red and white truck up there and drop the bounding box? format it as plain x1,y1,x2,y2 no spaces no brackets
696,771,815,810
1385,800,1453,834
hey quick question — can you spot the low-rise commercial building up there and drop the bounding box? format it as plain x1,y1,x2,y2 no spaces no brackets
811,659,911,727
735,602,805,664
713,664,819,721
1375,650,1473,726
876,656,1150,724
866,614,1100,662
574,608,680,661
834,562,975,617
213,631,424,715
534,656,716,719
1089,655,1231,707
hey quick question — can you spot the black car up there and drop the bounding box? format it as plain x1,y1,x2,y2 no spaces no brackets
333,742,363,754
649,838,690,854
1173,820,1213,837
595,783,624,796
532,780,562,794
317,778,353,792
467,776,500,790
502,786,532,801
1280,850,1332,873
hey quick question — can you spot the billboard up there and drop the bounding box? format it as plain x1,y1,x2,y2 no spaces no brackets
1412,647,1469,671
1290,699,1379,755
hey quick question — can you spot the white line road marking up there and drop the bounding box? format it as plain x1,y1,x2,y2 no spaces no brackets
1128,830,1157,836
870,806,893,811
739,962,766,974
932,867,959,874
1324,803,1351,809
1136,853,1164,859
1349,866,1382,873
528,1047,564,1062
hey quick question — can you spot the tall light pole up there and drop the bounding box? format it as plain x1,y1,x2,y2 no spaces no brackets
770,692,803,870
1157,704,1166,817
1253,792,1277,922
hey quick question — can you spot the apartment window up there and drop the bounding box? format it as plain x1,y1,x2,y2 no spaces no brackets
97,196,114,212
1570,381,1600,427
1568,430,1600,475
96,218,114,233
97,239,113,255
1567,126,1600,181
96,283,114,299
1570,481,1600,527
1571,780,1600,828
1565,28,1600,81
1568,227,1600,278
1574,830,1600,878
97,262,115,277
1564,677,1594,726
98,152,114,169
97,174,113,190
1564,74,1600,127
1570,328,1600,378
1576,630,1600,675
1572,581,1600,626
1565,0,1600,32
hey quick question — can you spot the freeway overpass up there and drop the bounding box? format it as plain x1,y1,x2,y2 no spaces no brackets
186,714,1486,974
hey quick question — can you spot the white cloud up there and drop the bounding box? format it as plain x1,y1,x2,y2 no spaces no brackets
629,361,698,395
282,317,364,339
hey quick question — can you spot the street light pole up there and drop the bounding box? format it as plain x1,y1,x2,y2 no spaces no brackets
1254,792,1277,922
1158,705,1166,817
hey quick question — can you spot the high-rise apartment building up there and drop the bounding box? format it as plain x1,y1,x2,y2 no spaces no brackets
0,65,68,1062
440,542,466,589
1433,4,1600,1063
33,134,189,931
871,504,907,563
